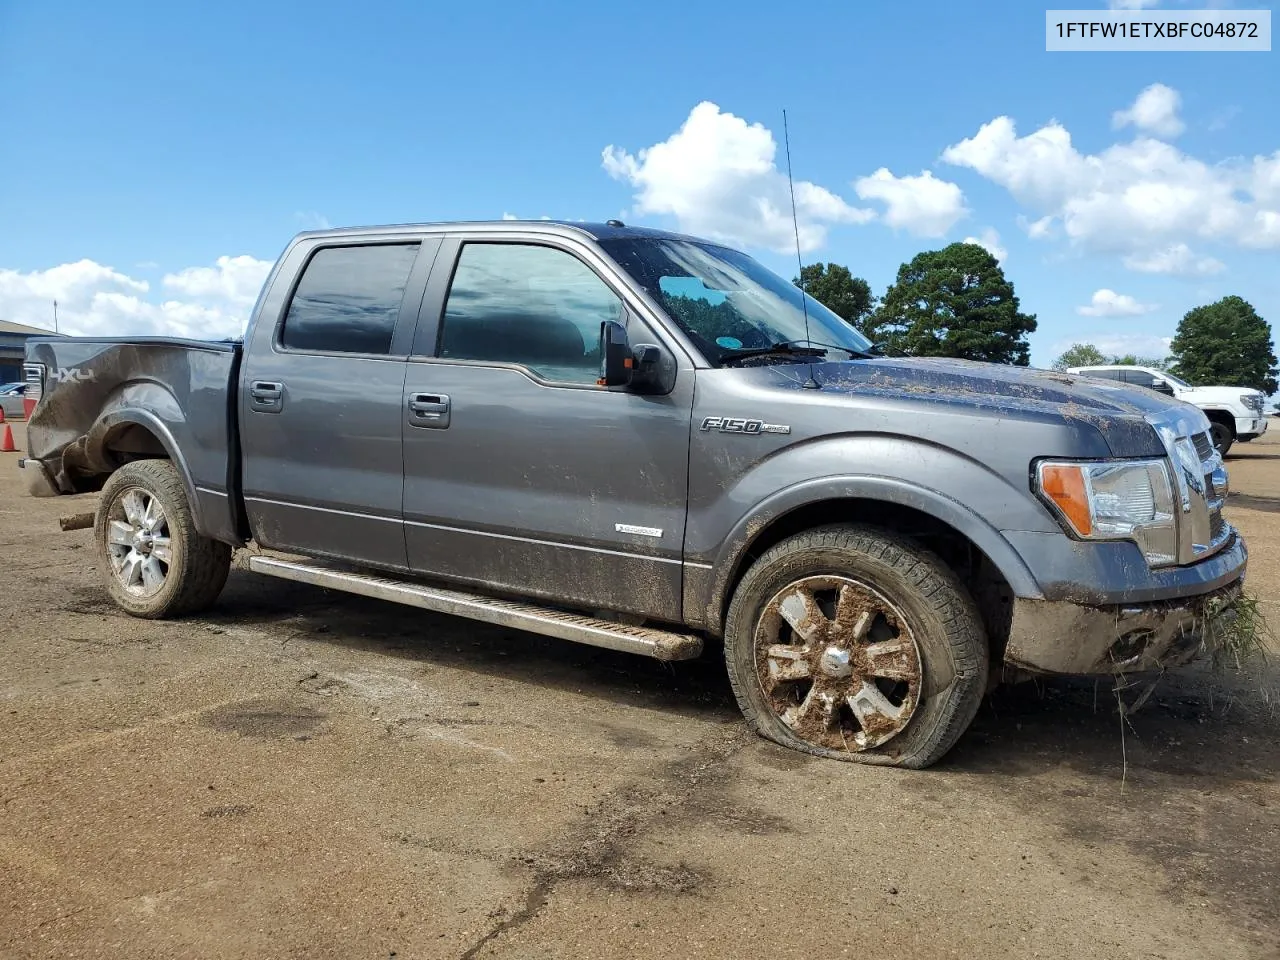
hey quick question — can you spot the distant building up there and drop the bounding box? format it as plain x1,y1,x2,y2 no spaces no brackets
0,320,62,382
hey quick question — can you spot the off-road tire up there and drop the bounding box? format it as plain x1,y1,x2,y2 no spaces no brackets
724,524,988,768
94,459,231,619
1209,421,1234,457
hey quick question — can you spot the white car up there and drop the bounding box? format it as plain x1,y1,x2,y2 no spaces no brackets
0,381,28,420
1067,365,1268,455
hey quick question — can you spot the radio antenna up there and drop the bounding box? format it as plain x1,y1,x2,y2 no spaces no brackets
783,109,820,390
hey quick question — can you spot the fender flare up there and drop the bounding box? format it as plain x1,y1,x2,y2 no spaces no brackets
703,474,1044,629
87,408,206,534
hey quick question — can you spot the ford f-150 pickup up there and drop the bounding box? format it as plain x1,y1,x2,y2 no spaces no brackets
20,220,1248,767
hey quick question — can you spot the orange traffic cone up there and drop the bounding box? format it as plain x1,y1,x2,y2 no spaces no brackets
0,424,15,453
0,406,6,422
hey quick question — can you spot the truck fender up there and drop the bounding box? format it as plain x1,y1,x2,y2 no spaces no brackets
83,406,206,536
701,474,1044,631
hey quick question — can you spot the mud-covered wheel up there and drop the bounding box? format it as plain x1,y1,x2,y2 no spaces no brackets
724,524,988,768
94,459,231,619
1209,421,1234,457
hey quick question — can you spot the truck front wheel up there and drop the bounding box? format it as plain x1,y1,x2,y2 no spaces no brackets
94,459,231,619
1209,420,1234,457
724,524,988,768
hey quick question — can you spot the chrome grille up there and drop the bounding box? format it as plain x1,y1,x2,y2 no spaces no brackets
1192,432,1213,461
1147,409,1233,565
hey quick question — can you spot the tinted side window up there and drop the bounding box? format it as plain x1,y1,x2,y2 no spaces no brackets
1120,369,1149,385
1085,369,1122,381
281,244,419,355
440,243,624,384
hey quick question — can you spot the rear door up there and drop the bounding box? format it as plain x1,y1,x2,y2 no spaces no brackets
400,233,695,621
239,236,438,569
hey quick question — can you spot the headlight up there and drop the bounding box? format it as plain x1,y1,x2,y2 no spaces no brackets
1035,459,1177,567
1240,394,1261,412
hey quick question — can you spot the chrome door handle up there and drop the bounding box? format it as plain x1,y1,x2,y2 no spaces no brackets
407,392,450,428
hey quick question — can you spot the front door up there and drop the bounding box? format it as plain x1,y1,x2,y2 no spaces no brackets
402,238,693,621
239,239,436,569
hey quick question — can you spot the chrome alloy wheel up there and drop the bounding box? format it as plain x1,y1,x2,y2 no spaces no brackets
105,487,172,598
754,575,922,751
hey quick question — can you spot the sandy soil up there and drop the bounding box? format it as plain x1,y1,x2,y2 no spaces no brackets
2,423,1278,960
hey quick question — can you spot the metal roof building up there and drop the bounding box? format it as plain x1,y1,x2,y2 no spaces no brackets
1,320,61,383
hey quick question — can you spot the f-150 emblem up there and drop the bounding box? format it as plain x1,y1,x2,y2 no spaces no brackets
700,416,791,436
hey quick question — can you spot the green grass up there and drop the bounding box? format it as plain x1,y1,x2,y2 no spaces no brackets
1200,591,1272,672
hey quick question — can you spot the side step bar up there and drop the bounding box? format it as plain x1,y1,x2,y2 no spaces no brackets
247,555,704,662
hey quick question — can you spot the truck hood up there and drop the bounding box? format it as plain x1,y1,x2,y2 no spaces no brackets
748,356,1208,456
807,357,1183,417
1176,384,1259,405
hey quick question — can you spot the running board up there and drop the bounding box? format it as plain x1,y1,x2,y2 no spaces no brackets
247,556,704,661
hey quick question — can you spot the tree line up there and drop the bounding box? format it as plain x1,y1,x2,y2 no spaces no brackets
797,243,1278,395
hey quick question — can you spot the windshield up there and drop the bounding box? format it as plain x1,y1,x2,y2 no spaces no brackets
598,237,873,366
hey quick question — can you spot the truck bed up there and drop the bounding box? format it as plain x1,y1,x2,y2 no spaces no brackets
23,336,243,545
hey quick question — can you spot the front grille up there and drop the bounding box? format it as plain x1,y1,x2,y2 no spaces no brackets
1210,510,1226,543
1192,431,1214,461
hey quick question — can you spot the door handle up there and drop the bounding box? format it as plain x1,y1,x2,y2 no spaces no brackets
249,380,284,413
407,392,450,428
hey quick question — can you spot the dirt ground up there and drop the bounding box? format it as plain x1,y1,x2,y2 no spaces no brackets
2,423,1278,960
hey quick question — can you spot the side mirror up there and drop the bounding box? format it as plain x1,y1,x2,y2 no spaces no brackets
1150,378,1175,394
598,320,633,387
598,320,676,394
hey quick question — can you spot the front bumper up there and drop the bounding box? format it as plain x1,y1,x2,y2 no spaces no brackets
1236,416,1269,438
1004,578,1245,675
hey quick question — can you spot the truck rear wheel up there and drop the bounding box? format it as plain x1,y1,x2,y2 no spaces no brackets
723,524,988,768
94,459,231,619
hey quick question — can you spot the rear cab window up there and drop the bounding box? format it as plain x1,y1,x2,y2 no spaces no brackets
280,244,420,355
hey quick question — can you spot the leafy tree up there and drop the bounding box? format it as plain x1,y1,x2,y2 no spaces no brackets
1052,343,1107,370
1112,353,1169,370
794,263,875,334
871,243,1037,365
1170,296,1277,394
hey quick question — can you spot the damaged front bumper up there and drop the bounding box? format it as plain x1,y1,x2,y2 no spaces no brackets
1004,578,1246,675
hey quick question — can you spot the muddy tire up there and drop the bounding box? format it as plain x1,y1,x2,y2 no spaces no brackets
94,459,231,619
724,524,988,769
1209,421,1234,457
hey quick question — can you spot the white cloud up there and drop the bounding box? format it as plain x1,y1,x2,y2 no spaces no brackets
1122,243,1225,276
602,101,874,253
1077,288,1158,317
1020,214,1057,239
853,168,968,237
1113,83,1184,139
963,227,1008,263
501,212,519,220
941,91,1280,259
163,255,272,308
0,256,272,340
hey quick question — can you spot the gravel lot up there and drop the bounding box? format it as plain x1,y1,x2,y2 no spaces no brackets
2,423,1278,959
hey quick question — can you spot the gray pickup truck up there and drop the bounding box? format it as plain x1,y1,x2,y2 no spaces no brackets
20,220,1247,768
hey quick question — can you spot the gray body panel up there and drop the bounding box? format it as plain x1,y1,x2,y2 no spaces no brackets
21,337,241,544
23,220,1248,657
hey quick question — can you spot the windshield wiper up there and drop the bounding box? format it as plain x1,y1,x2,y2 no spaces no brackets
720,339,876,366
719,341,828,367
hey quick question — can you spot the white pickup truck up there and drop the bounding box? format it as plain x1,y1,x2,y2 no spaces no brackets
1067,365,1269,456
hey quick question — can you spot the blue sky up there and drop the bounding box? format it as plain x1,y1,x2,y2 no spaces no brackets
1,0,1276,369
